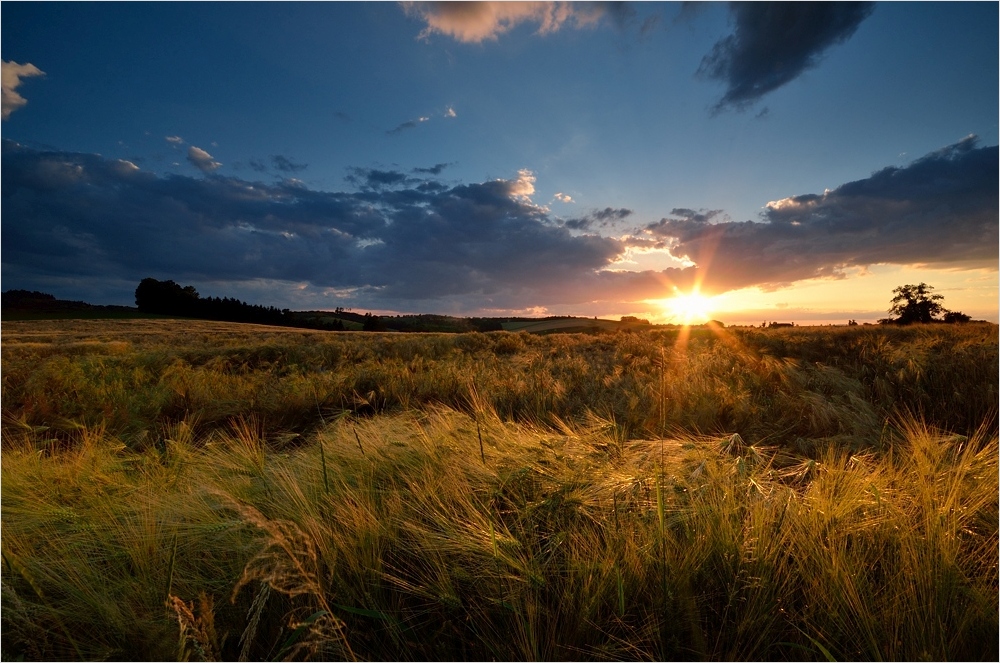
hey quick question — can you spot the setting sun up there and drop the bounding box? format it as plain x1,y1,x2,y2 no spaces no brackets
665,291,714,325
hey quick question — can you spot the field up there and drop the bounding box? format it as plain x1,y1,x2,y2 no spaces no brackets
1,319,997,661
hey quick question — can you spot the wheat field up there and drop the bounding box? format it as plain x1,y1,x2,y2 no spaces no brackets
2,319,997,660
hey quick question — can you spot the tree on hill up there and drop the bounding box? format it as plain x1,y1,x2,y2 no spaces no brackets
362,312,386,331
882,283,969,324
135,278,200,316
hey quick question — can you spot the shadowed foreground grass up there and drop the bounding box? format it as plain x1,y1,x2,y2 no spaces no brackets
1,320,997,660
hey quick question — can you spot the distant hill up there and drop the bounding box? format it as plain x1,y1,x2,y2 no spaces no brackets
2,286,725,333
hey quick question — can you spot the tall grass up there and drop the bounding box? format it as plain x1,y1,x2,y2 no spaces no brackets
2,320,997,660
3,320,995,448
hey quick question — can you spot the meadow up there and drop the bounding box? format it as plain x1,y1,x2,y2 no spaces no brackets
1,319,997,661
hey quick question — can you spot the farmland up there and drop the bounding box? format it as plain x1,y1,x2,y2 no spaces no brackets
1,319,997,660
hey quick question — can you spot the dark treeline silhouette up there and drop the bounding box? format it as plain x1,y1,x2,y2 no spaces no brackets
135,278,345,330
2,289,56,305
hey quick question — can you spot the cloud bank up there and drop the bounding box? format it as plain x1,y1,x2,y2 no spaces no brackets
699,2,874,112
2,140,679,310
2,137,994,312
645,136,998,292
403,1,615,43
2,60,46,120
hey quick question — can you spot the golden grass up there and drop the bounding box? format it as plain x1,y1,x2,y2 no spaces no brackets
2,320,997,660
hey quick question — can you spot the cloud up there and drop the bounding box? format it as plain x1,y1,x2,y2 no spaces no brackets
644,136,999,293
444,106,457,118
187,146,222,173
387,115,431,135
271,155,308,173
5,137,994,315
165,135,184,145
554,192,573,203
403,1,611,43
639,14,661,37
699,2,875,112
665,208,724,224
564,206,632,230
3,140,669,311
2,60,46,120
347,167,414,189
508,169,536,200
413,162,452,175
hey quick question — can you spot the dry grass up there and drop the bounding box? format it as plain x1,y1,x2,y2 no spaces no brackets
2,320,997,660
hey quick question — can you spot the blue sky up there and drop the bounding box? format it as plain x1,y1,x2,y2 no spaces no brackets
2,2,997,324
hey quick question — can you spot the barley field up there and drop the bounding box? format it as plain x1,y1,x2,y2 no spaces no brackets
2,319,997,661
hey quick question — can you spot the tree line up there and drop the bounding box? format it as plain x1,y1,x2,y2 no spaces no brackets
134,278,347,330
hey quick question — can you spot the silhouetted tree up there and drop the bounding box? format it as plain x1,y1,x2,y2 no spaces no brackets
887,283,946,324
135,278,199,315
943,310,971,323
362,312,386,331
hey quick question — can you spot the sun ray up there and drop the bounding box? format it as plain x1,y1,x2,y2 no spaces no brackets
662,289,714,325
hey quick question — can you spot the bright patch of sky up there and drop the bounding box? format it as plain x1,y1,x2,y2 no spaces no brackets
2,2,997,323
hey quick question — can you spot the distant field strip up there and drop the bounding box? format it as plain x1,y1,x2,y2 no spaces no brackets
501,318,622,332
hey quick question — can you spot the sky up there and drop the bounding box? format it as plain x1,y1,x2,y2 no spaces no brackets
2,1,997,325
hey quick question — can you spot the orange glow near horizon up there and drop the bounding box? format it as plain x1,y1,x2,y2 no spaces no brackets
657,289,715,325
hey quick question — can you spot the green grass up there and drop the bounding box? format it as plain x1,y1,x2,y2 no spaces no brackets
2,320,997,660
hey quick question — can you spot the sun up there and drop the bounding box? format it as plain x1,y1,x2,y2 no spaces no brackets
665,290,714,325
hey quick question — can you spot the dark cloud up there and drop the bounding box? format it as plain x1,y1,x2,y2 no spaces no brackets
5,137,994,314
2,140,678,310
645,136,999,293
666,208,724,224
346,167,415,189
594,207,634,222
272,155,307,173
386,116,430,135
248,158,268,173
413,162,452,175
387,120,417,135
699,2,874,112
416,180,448,193
565,207,633,231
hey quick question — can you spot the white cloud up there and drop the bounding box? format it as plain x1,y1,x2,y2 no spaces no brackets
444,106,457,118
509,169,536,200
114,159,140,174
187,146,221,173
165,135,184,145
554,192,573,203
2,60,46,120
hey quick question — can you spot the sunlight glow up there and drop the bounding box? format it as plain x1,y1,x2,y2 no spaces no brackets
664,290,714,325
